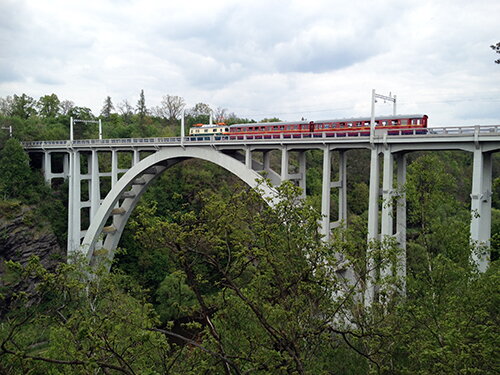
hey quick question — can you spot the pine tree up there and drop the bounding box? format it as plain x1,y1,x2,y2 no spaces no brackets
100,96,114,118
136,89,147,124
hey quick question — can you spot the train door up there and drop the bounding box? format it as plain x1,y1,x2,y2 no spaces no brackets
309,121,315,132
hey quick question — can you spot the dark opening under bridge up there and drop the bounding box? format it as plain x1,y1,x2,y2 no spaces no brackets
23,125,500,304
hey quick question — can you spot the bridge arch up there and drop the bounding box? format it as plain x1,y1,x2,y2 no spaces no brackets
81,147,277,265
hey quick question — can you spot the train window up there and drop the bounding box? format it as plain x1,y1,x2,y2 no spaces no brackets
204,129,208,133
382,121,387,126
347,122,352,127
401,119,408,125
225,128,229,131
392,120,398,125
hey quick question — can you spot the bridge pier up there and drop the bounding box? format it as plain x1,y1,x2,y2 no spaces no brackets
470,147,492,272
68,151,82,256
320,147,347,241
365,146,407,305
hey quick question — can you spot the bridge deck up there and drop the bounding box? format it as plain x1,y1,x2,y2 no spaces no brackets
22,125,500,153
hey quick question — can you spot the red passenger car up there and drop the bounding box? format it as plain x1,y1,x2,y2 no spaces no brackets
228,115,428,139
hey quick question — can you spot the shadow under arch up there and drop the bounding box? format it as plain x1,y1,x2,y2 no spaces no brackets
80,147,277,266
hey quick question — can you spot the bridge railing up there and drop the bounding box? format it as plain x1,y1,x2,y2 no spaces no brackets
21,125,500,149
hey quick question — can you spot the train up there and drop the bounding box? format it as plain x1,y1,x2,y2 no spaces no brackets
189,123,230,136
188,114,428,139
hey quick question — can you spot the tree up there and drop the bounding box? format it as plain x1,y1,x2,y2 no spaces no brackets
161,94,185,122
100,96,115,118
0,95,13,116
59,100,75,115
11,94,37,119
260,117,282,123
213,106,227,123
0,257,174,374
126,181,367,374
37,94,60,118
491,42,500,64
0,138,38,200
117,99,134,124
188,102,212,118
136,89,147,123
186,102,212,127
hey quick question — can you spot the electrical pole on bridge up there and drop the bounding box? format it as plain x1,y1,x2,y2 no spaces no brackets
370,89,397,143
70,117,103,141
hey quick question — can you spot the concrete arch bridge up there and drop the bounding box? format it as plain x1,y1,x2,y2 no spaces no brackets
23,125,500,303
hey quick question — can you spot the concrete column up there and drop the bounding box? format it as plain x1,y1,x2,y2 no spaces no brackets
133,149,140,166
111,150,120,228
380,148,394,287
281,146,289,181
321,146,331,240
396,153,407,295
381,149,394,239
365,146,380,306
67,151,82,256
245,147,252,169
111,150,118,187
263,151,271,172
470,148,492,272
42,152,51,183
90,150,101,220
298,151,307,199
63,153,69,179
338,151,347,225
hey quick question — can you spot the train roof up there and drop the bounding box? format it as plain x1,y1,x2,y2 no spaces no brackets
193,123,228,128
229,114,427,128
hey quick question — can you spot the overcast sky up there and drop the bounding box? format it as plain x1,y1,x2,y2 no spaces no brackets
1,0,499,125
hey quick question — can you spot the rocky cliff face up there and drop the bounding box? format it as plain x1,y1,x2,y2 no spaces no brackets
0,203,65,267
0,202,65,313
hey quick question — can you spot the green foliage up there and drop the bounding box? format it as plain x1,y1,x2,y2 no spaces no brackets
0,257,172,374
0,138,68,244
100,95,115,118
37,93,61,118
125,180,367,373
11,93,37,119
0,138,38,201
156,271,198,323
